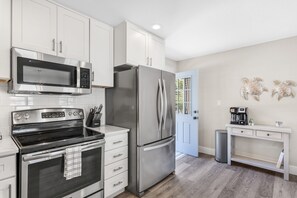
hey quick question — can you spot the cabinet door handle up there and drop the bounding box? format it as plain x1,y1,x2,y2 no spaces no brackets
150,58,152,66
113,141,123,145
113,153,123,158
113,166,123,172
146,57,149,65
113,181,123,187
92,71,94,82
59,41,63,53
52,39,56,51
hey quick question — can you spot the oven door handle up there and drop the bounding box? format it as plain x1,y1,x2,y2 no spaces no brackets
23,141,104,163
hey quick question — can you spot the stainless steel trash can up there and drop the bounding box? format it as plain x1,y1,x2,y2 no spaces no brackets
215,130,227,163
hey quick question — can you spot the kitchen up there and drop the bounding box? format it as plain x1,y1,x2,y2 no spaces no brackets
1,0,297,198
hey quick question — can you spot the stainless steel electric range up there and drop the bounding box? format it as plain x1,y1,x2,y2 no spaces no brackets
11,108,105,198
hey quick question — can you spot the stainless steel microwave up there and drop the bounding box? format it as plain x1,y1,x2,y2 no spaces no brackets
8,48,92,95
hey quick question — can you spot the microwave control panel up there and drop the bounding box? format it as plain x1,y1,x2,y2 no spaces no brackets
80,68,90,89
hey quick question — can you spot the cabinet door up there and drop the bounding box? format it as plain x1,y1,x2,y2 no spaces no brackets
126,23,149,66
90,19,113,87
57,7,90,61
0,0,11,80
149,35,165,70
12,0,57,55
0,177,16,198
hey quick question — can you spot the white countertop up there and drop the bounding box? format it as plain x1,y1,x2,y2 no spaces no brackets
86,125,130,137
0,137,19,157
225,124,292,133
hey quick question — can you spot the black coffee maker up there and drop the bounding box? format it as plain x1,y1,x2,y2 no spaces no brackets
230,107,248,125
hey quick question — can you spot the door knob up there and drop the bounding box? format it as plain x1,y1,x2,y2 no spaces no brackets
193,116,198,120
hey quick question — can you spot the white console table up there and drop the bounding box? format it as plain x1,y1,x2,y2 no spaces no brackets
226,124,292,180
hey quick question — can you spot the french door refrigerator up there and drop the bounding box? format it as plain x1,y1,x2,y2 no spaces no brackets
106,66,176,196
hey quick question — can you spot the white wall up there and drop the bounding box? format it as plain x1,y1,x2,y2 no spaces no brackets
165,58,177,73
0,84,105,137
177,36,297,169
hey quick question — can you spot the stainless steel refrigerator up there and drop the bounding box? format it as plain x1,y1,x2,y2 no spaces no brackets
106,66,176,196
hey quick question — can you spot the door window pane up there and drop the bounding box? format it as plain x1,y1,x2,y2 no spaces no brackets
175,77,192,115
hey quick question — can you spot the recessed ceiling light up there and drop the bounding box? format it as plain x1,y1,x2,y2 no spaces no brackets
152,24,161,30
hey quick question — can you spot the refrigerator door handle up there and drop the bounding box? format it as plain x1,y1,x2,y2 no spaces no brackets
162,79,168,129
143,138,175,151
158,79,164,133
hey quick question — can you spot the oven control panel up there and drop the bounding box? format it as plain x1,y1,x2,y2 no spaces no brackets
12,108,84,125
41,112,65,119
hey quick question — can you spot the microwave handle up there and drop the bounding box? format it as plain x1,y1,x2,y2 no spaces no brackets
23,140,104,163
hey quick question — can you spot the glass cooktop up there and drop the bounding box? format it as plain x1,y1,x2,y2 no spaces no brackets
13,127,104,153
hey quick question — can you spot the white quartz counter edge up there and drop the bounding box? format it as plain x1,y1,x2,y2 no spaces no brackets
86,125,130,137
225,124,292,133
0,137,19,157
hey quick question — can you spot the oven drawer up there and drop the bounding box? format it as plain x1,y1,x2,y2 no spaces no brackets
232,128,253,136
0,155,16,180
105,159,128,180
105,146,128,165
256,130,282,140
105,134,128,151
104,171,128,198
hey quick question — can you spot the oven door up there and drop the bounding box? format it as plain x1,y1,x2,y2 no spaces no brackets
20,140,104,198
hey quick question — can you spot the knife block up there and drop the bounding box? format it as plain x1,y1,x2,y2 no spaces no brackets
86,111,101,128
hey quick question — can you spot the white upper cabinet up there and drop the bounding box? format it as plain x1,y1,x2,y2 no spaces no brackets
90,19,114,87
148,35,165,70
12,0,57,55
12,0,90,61
126,23,149,66
57,7,90,62
0,0,11,81
114,21,165,69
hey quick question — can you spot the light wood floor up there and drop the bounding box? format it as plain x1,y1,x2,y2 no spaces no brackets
116,154,297,198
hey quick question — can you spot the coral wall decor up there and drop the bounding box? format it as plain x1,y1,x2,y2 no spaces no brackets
272,80,296,101
240,77,268,101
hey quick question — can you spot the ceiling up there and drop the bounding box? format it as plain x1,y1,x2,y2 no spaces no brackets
54,0,297,61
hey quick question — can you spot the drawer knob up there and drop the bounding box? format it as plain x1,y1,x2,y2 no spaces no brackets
113,167,123,172
241,131,243,133
113,141,123,145
113,181,123,187
113,154,123,158
267,134,270,136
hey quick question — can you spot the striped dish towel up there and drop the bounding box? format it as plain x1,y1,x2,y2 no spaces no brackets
64,146,82,180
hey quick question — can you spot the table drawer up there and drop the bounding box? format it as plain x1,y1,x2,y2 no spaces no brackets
105,133,128,151
232,128,253,136
256,131,282,140
0,155,16,180
105,171,128,198
105,146,128,165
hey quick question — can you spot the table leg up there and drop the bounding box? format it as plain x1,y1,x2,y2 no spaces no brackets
283,133,289,180
227,129,232,165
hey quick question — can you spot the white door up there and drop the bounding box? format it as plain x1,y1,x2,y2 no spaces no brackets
126,23,148,66
148,35,165,70
0,177,16,198
90,19,113,87
57,7,90,61
12,0,57,55
176,70,199,157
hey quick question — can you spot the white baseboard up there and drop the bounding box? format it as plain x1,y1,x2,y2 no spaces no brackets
199,146,297,176
199,146,215,156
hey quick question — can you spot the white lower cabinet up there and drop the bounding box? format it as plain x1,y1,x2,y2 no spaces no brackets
0,177,16,198
104,133,128,198
0,154,16,198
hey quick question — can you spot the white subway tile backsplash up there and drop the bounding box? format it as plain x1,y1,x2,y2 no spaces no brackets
0,83,106,137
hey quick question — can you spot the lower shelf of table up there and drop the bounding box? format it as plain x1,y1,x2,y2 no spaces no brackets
231,155,284,173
